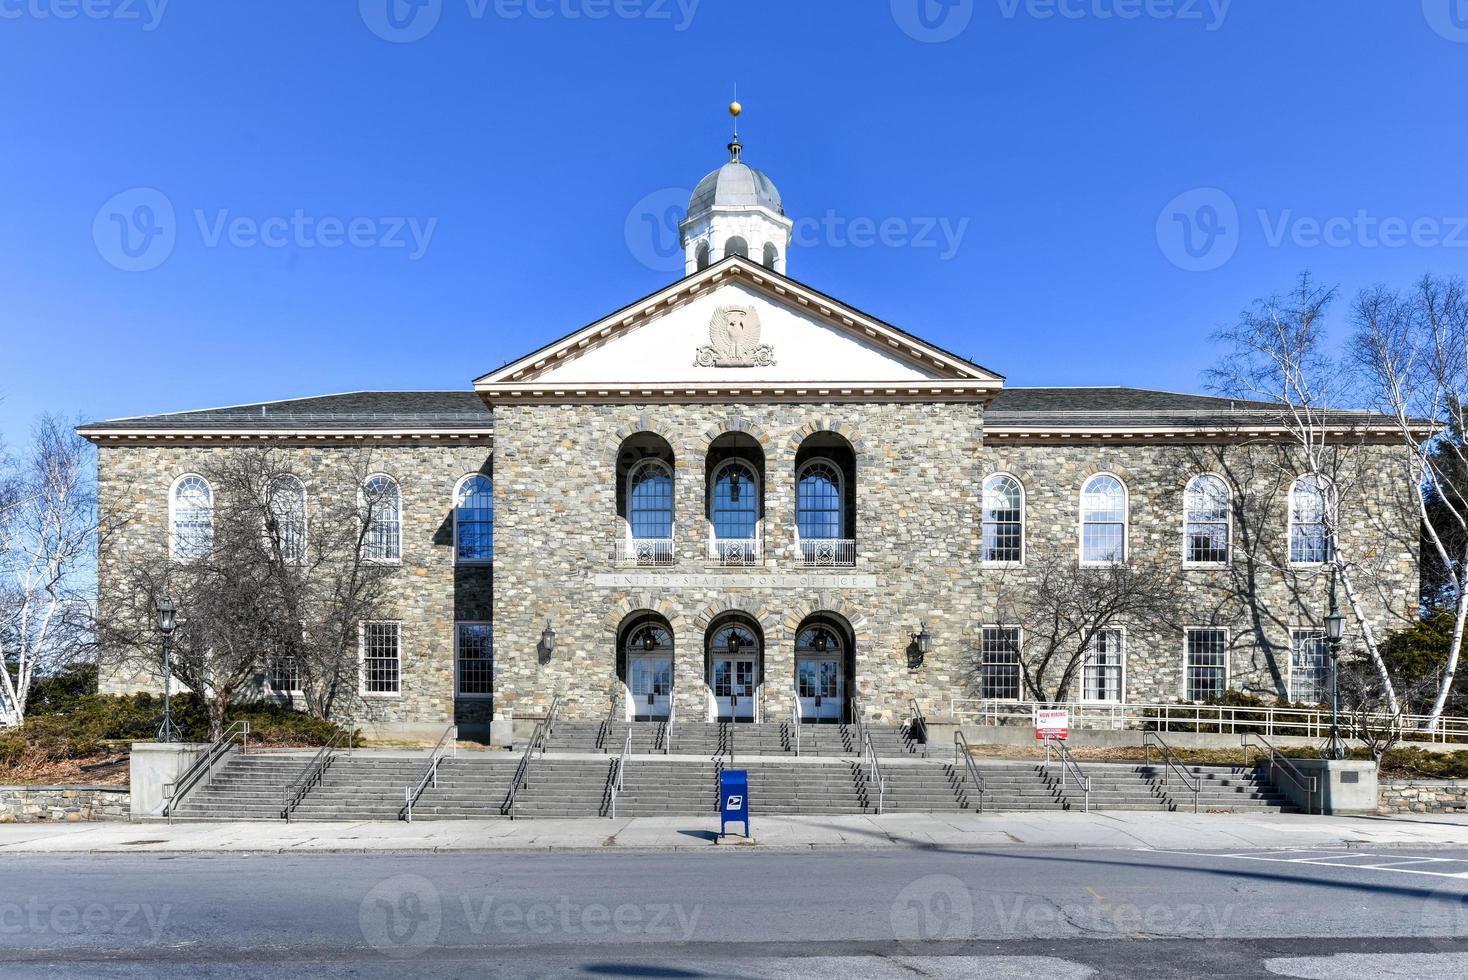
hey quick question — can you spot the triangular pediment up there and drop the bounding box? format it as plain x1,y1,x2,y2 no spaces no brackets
475,257,1002,403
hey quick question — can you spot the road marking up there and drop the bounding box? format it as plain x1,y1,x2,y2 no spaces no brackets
1162,849,1468,882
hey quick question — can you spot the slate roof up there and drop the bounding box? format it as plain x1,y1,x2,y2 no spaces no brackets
79,385,1389,435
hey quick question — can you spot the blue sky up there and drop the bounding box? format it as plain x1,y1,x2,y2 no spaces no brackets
2,1,1467,447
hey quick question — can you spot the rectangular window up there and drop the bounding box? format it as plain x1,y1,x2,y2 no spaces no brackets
1185,629,1227,702
980,627,1022,700
1290,629,1331,704
1083,629,1124,702
362,622,401,695
456,623,493,698
267,653,301,694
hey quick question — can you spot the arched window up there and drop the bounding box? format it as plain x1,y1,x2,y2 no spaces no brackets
628,460,673,540
710,460,759,540
724,236,750,259
1080,474,1127,563
695,242,711,270
268,475,307,564
762,242,779,270
169,474,213,561
362,474,401,563
796,460,843,540
982,474,1024,564
1184,474,1230,564
1289,474,1332,564
454,474,493,563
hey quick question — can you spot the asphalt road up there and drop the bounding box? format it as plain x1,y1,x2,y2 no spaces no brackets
2,846,1468,978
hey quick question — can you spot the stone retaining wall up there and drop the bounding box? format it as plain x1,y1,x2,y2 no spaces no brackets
1379,779,1468,814
0,785,131,823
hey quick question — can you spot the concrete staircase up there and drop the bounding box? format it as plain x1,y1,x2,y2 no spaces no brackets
543,720,925,758
167,750,316,821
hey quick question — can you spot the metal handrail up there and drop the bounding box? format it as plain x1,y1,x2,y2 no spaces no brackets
608,728,632,819
402,724,458,823
793,694,803,757
908,698,928,758
282,730,354,823
664,699,675,755
1242,733,1319,815
1143,731,1200,813
953,729,985,814
861,726,886,814
1042,736,1092,813
163,720,250,823
505,721,545,820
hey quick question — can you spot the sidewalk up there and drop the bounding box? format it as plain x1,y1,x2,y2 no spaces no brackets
3,810,1468,855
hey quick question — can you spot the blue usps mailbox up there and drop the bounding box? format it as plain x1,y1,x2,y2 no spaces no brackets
719,769,749,837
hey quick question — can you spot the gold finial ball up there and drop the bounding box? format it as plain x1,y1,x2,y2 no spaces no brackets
729,101,742,118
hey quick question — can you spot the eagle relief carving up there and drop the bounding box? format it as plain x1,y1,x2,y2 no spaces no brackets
694,304,776,368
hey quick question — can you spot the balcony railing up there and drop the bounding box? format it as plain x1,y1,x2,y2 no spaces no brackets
709,538,762,566
798,538,856,567
613,538,675,567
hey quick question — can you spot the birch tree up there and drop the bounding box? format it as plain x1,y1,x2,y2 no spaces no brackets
1350,274,1468,723
0,417,98,727
1207,274,1402,713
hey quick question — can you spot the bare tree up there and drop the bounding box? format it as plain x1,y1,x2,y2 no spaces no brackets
1338,660,1438,767
0,417,100,727
1208,274,1402,713
100,448,396,738
989,556,1185,703
1350,274,1468,723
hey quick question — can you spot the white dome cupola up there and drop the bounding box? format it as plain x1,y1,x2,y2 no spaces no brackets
680,102,794,276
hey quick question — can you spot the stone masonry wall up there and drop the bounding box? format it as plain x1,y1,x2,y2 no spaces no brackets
1379,779,1468,814
0,785,131,823
93,442,494,733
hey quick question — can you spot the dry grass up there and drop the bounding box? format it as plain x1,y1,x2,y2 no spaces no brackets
1,750,129,786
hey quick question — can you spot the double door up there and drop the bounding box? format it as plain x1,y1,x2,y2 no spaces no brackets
797,657,842,722
628,654,672,720
711,658,757,722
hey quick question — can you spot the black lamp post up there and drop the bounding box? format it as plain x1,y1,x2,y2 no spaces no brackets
1322,570,1347,761
154,596,181,743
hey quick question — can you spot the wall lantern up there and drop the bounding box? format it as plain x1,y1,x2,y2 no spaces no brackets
154,596,177,635
910,622,931,658
812,629,829,653
729,471,741,502
727,631,742,655
541,621,557,655
642,627,657,652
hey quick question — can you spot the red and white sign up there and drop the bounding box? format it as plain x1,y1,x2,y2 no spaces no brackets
1035,709,1070,741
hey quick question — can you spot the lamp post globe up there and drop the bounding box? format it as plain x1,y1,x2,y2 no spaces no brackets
154,596,181,743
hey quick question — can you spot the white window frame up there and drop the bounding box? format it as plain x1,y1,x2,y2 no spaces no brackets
626,458,675,542
359,620,402,698
168,473,214,562
795,456,846,541
981,473,1025,566
454,622,494,700
268,474,308,565
708,457,763,542
1078,473,1128,565
452,473,494,566
979,625,1024,701
1288,628,1332,705
1081,627,1126,704
264,650,304,697
1182,473,1231,567
361,473,403,565
1183,627,1229,703
1288,474,1334,567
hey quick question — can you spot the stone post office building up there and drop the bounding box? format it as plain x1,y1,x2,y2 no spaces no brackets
81,136,1420,739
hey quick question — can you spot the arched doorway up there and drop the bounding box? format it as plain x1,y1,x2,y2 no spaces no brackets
794,613,855,724
619,612,673,722
706,615,762,722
